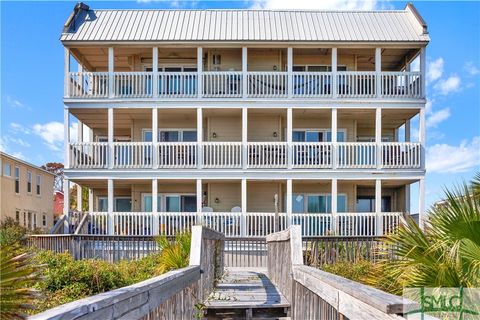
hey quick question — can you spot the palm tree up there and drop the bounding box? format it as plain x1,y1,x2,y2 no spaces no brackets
366,173,480,294
155,232,191,274
0,245,41,319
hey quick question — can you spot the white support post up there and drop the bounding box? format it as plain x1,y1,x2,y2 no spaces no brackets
88,189,94,212
375,179,383,236
64,48,70,97
241,179,247,236
418,178,425,230
286,179,292,227
107,179,114,235
331,108,337,169
405,184,411,214
332,48,338,98
64,108,70,169
405,119,411,142
152,47,158,98
287,47,293,98
196,179,202,225
197,108,203,169
76,184,82,212
108,47,114,98
287,108,293,169
242,107,248,169
152,179,159,235
108,107,114,169
375,47,382,98
331,178,337,235
376,107,382,169
242,47,248,98
419,108,426,169
420,47,426,98
197,47,203,99
152,108,158,169
63,178,70,233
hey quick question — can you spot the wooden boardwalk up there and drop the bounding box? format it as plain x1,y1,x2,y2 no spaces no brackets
205,268,290,319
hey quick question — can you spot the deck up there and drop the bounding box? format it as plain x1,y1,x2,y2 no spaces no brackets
205,268,290,319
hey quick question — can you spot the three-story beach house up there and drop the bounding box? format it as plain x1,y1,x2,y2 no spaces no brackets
62,3,428,237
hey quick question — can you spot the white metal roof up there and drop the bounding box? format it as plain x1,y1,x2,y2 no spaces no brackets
61,5,429,43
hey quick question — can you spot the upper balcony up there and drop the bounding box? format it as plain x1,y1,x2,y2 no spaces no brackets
64,47,426,102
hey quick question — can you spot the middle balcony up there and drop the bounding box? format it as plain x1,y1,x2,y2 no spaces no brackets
67,108,423,171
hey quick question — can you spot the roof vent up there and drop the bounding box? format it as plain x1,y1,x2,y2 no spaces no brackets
63,2,90,33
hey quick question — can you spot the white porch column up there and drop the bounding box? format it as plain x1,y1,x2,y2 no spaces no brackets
419,108,426,169
375,179,383,236
242,108,248,169
375,107,382,169
375,48,382,98
418,178,425,230
197,108,203,169
197,47,203,99
107,179,114,235
332,48,338,98
64,108,70,169
63,178,70,233
76,184,83,212
286,179,292,227
152,47,158,98
405,119,411,142
420,47,426,98
241,179,247,236
242,47,248,98
331,108,337,169
152,108,158,169
108,47,114,98
287,47,293,98
287,108,293,169
108,107,114,169
405,184,411,214
331,178,337,235
196,179,202,224
88,189,94,212
152,179,159,235
64,48,70,97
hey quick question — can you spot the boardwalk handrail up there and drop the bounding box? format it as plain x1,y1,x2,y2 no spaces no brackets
28,226,225,320
266,226,418,319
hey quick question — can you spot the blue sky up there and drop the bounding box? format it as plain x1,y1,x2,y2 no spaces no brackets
1,1,479,211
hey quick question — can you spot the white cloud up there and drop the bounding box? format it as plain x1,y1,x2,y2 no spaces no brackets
5,96,25,108
464,61,480,76
10,122,31,134
434,75,461,95
251,0,378,10
9,152,27,161
426,58,444,83
426,108,450,128
425,99,433,114
427,137,480,173
32,121,77,152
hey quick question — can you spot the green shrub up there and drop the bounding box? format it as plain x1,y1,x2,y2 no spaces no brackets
321,260,376,283
155,232,191,273
0,217,28,247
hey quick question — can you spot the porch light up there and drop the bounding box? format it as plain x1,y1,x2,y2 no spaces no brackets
215,198,220,204
273,132,278,137
212,132,217,138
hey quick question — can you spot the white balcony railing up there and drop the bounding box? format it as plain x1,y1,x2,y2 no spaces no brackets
84,212,404,236
157,142,197,168
113,142,153,169
292,142,332,168
202,142,242,168
70,142,109,169
66,71,424,99
203,72,242,98
247,142,287,168
68,142,422,170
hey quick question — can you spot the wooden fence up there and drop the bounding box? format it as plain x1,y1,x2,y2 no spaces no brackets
266,227,416,319
29,226,224,320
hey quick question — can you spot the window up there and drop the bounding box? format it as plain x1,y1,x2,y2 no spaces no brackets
42,214,47,227
14,167,20,193
33,213,37,229
293,129,346,142
36,175,41,195
143,129,197,142
3,163,11,176
142,194,196,212
27,171,32,193
15,211,20,223
356,196,392,212
290,194,347,213
23,212,26,227
98,197,132,212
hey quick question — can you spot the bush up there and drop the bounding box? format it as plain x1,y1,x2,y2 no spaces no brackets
0,217,28,247
320,260,376,283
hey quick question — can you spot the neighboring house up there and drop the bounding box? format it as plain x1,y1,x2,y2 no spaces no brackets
53,191,64,218
0,152,55,231
62,3,428,237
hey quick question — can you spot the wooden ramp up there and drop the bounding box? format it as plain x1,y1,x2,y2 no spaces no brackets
205,268,290,320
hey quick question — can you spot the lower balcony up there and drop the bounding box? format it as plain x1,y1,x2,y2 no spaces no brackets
69,141,422,170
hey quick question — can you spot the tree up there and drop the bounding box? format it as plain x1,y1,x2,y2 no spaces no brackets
70,185,89,212
41,162,64,191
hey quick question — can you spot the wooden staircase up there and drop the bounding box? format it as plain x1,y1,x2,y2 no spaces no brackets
204,268,290,320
